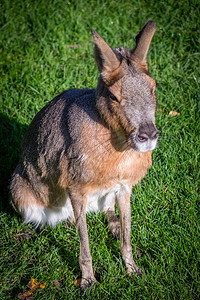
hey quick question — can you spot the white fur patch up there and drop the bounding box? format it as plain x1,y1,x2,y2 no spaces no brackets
136,137,158,153
20,181,131,227
19,197,74,228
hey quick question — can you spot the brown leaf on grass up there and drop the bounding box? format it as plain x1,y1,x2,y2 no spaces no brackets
18,290,33,300
14,229,35,243
64,44,80,48
26,278,46,290
18,279,46,299
158,108,164,114
72,278,82,287
168,111,180,116
53,279,60,290
64,42,92,49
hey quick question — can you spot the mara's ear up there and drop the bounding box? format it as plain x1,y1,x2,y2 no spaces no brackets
131,20,156,67
91,29,121,84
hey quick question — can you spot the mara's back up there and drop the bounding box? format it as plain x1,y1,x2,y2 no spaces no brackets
20,88,96,174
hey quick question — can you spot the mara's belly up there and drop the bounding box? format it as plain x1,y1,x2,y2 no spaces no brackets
86,180,131,212
21,181,131,227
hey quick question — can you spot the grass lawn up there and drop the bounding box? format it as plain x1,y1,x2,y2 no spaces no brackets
0,0,199,299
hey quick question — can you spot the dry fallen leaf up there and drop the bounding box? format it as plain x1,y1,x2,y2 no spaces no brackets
18,279,46,299
18,290,33,300
169,111,180,116
64,44,80,48
14,229,35,243
72,278,82,287
53,279,60,290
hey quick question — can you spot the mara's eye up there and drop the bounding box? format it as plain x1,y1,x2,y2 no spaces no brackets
109,92,119,103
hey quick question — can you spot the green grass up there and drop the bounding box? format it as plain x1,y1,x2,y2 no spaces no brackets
0,0,199,299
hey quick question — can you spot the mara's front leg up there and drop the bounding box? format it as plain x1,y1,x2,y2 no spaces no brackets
70,191,95,290
117,188,142,277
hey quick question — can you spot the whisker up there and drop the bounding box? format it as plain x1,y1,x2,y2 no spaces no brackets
90,138,129,164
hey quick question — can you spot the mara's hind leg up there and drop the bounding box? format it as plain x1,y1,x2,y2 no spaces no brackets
10,169,45,227
103,197,120,238
10,170,38,211
10,167,74,227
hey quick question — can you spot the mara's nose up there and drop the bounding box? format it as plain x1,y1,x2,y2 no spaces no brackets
137,122,158,142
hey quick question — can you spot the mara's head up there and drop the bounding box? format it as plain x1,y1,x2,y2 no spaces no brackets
92,21,158,153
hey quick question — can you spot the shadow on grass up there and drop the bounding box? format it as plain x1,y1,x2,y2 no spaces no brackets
0,113,27,212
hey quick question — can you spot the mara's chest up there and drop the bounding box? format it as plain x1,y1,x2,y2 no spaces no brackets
84,148,152,190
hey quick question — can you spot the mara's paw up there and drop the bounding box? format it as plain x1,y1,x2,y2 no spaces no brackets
133,265,143,278
109,218,120,239
80,277,95,291
126,263,143,278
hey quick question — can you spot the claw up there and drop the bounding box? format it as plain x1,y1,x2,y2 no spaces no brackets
80,277,95,291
